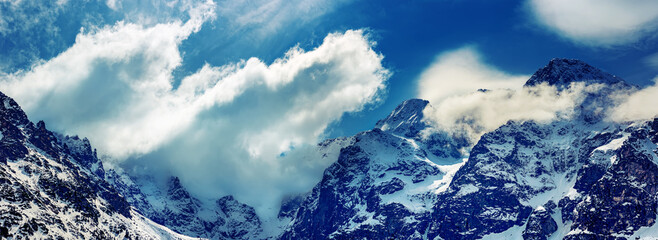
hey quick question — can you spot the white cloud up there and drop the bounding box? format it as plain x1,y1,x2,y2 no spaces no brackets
0,0,217,73
105,0,120,10
1,0,386,221
0,0,216,158
416,46,600,144
157,29,387,218
527,0,658,46
417,46,529,106
422,83,595,143
0,10,387,217
608,76,658,122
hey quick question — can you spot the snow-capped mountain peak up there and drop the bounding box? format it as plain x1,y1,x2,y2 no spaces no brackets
524,58,627,88
279,59,658,240
375,98,429,138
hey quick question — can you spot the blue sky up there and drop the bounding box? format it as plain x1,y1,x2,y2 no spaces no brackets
176,0,658,138
3,0,658,138
2,0,658,217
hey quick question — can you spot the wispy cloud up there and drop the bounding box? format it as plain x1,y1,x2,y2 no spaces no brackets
217,0,352,38
526,0,658,47
0,0,215,72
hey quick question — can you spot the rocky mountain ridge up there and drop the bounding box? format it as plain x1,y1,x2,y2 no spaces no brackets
0,91,194,239
278,58,658,239
2,58,658,239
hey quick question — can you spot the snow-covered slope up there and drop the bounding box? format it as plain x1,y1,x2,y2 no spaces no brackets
0,91,194,239
278,59,658,240
280,129,465,239
278,98,469,239
2,58,657,240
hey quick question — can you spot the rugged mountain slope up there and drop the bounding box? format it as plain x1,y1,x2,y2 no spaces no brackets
106,168,263,240
3,58,657,240
279,58,658,239
0,91,193,239
279,98,469,239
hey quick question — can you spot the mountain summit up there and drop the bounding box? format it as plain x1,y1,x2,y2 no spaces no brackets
524,58,626,88
375,98,429,138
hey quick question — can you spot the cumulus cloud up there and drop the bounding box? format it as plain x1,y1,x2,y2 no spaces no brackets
422,83,595,143
526,0,658,46
416,47,600,143
608,76,658,122
1,0,386,221
157,29,386,218
0,0,216,158
0,5,387,217
417,46,529,105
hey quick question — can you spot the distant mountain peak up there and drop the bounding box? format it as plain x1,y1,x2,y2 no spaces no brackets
374,98,429,137
524,58,626,88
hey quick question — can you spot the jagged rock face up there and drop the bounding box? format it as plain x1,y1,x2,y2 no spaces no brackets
279,98,467,239
280,60,658,240
560,119,658,239
0,92,29,164
108,173,263,240
281,127,464,240
0,91,190,239
59,135,105,179
428,121,570,239
423,118,658,240
426,117,658,239
215,196,262,239
375,98,468,159
157,177,207,236
523,204,558,240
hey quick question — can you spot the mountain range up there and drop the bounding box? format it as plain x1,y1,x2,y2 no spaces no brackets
2,58,658,239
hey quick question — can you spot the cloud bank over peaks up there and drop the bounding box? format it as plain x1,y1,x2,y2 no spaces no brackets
417,47,602,143
417,46,529,105
423,82,598,143
527,0,658,47
608,76,658,122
